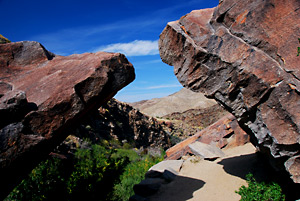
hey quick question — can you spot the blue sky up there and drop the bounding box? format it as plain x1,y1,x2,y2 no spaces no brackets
1,0,219,102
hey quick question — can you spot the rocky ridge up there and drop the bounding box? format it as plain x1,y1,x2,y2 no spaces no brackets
160,103,229,140
0,41,135,199
71,98,171,150
159,0,300,183
130,87,228,142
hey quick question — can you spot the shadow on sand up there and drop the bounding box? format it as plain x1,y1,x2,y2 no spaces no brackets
148,175,205,201
217,152,269,182
217,152,300,201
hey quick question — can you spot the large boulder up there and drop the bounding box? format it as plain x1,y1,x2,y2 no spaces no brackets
0,41,135,199
159,0,300,183
188,141,225,160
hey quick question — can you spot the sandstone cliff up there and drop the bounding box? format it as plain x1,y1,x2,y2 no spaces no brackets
159,0,300,183
0,41,135,199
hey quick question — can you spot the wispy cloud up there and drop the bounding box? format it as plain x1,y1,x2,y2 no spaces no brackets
120,83,182,91
93,40,159,56
146,84,182,89
114,82,183,102
115,92,174,103
27,18,160,56
26,0,207,56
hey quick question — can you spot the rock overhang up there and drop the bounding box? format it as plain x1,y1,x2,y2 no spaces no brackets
0,40,135,199
159,0,300,183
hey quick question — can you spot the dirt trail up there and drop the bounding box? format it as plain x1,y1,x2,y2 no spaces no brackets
149,143,268,201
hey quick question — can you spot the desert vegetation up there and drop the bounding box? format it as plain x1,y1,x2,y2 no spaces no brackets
236,173,285,201
5,139,164,201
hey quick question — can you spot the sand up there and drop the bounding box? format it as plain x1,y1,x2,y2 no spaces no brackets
149,143,265,201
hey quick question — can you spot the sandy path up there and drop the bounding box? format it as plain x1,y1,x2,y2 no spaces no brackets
149,143,264,201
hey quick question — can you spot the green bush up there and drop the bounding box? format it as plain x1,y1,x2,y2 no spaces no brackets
5,143,164,201
6,145,128,201
236,173,285,201
5,157,69,201
112,154,164,201
66,145,128,200
112,148,139,161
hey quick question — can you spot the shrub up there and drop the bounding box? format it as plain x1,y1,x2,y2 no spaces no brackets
5,143,164,201
5,145,129,201
112,154,164,201
66,145,128,200
5,157,69,201
236,173,285,201
112,148,139,161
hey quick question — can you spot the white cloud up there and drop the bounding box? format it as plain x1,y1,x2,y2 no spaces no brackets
94,40,159,56
115,92,172,103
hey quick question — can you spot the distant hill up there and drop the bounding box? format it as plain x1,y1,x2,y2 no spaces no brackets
129,88,217,117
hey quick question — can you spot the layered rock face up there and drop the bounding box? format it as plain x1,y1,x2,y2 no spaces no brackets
159,0,300,183
0,41,135,198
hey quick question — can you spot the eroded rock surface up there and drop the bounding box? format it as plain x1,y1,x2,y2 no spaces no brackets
0,41,135,198
159,0,300,183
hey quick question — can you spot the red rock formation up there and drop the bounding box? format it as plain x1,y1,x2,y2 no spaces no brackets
159,0,300,183
0,41,135,199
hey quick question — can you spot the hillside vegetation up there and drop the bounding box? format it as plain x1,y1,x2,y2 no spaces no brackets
5,139,164,201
